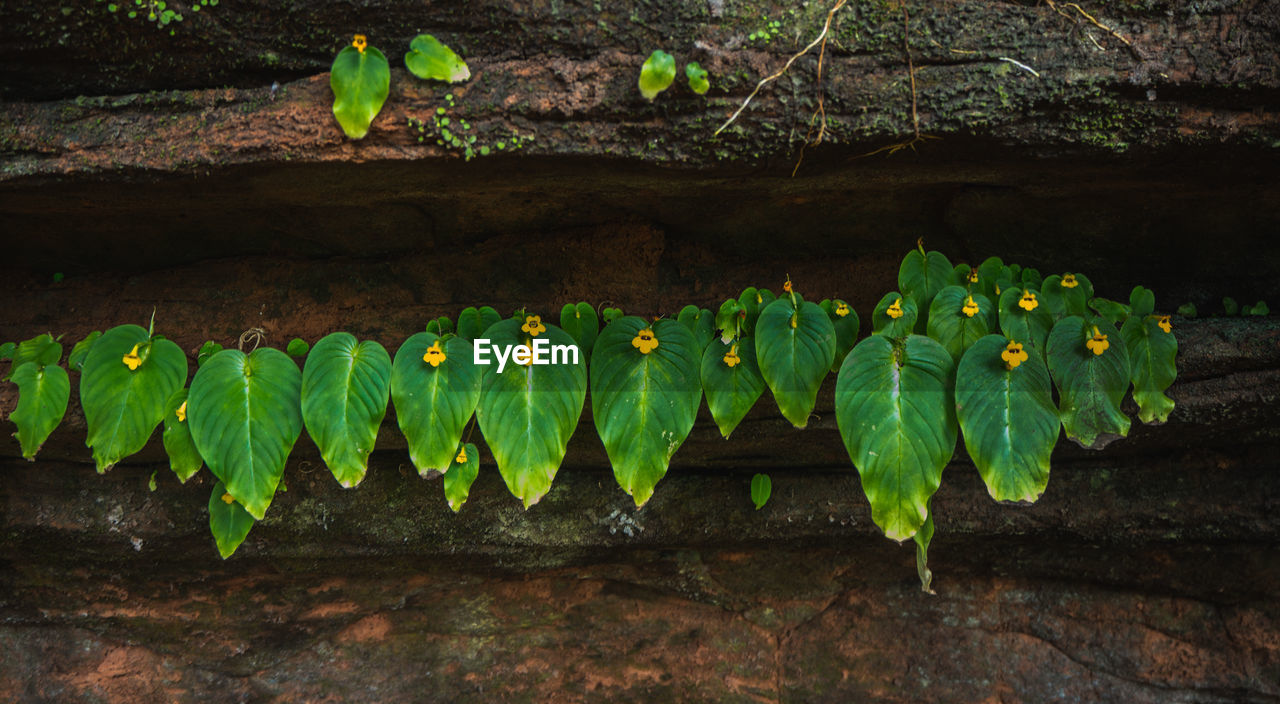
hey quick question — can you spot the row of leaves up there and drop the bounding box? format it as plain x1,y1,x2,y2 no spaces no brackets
2,247,1177,585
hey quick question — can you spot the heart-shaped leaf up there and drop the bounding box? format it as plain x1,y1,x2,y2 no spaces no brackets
997,286,1054,361
686,61,710,94
701,336,765,438
391,332,482,477
955,335,1060,502
755,296,836,428
81,324,187,472
820,299,861,372
404,34,471,82
68,331,101,372
208,481,254,560
871,292,918,338
975,256,1006,302
161,387,203,482
1040,273,1094,320
9,361,69,460
1121,315,1177,424
559,303,599,363
836,334,956,542
591,317,702,506
738,287,776,336
1129,285,1156,318
188,348,302,520
638,50,676,100
301,332,392,488
458,306,503,341
899,246,954,331
926,285,991,362
330,39,391,139
444,442,480,513
1046,316,1131,449
677,305,715,354
476,318,587,507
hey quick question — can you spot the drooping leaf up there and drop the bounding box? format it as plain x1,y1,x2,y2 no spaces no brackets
7,333,62,380
955,335,1060,503
836,334,957,542
458,306,503,341
755,296,837,428
701,337,765,439
750,473,771,510
404,33,471,83
820,298,861,372
914,501,935,594
330,40,391,139
1040,273,1094,320
591,317,702,507
677,305,715,353
68,331,101,372
444,442,480,513
208,481,255,560
997,287,1054,361
1121,315,1177,424
161,387,203,482
898,246,954,331
638,50,676,100
559,303,599,363
476,318,587,507
1046,316,1131,449
301,332,392,488
686,61,710,94
871,292,918,338
926,285,991,362
738,287,776,336
81,324,187,472
9,361,69,460
188,348,302,520
391,332,482,477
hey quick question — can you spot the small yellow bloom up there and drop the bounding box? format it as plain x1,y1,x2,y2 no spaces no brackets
352,34,367,53
221,492,235,505
1018,291,1039,311
961,296,979,318
968,268,979,284
886,298,904,319
521,315,546,337
835,302,850,317
783,280,793,293
455,447,468,464
122,343,142,371
723,345,741,368
1157,315,1172,334
995,285,1001,296
1061,273,1079,289
176,400,187,422
1086,326,1109,355
423,340,447,367
1001,341,1028,370
632,328,659,354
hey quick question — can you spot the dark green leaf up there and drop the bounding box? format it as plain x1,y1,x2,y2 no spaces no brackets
161,387,203,482
701,337,765,439
458,306,503,341
820,299,860,373
1040,273,1094,320
677,305,715,354
1046,317,1131,449
750,473,771,510
559,303,599,363
286,338,309,358
0,342,14,361
738,287,776,336
870,292,917,338
444,442,480,513
898,247,953,331
197,340,223,367
9,362,69,460
1089,297,1131,325
755,297,836,428
1129,286,1155,318
301,333,392,488
1121,315,1177,424
208,481,254,559
8,333,62,380
997,287,1054,360
391,332,482,476
68,331,101,372
925,285,991,362
1223,297,1239,315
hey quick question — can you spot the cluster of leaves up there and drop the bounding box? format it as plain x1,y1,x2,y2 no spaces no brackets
331,33,470,139
99,0,216,33
639,51,710,100
406,93,535,161
1177,298,1269,318
2,248,1179,584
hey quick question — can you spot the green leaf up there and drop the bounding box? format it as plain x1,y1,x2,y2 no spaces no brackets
914,502,935,594
1176,302,1197,317
1040,273,1094,320
750,473,771,509
9,362,69,460
0,342,15,361
686,61,710,94
197,340,223,367
755,297,837,428
955,335,1059,502
425,316,454,336
161,387,203,482
1046,317,1131,449
404,34,471,82
81,325,187,472
1223,297,1239,315
638,50,676,100
8,333,62,380
715,299,746,342
68,331,101,372
559,303,599,363
301,332,392,488
870,292,918,338
898,246,953,331
925,285,991,362
477,318,587,507
738,287,777,337
444,442,480,513
1089,297,1131,325
286,338,309,358
1250,301,1270,316
820,299,861,372
330,43,391,139
208,481,254,559
391,332,482,477
188,348,302,519
836,334,957,542
1020,267,1043,290
591,317,702,506
1129,286,1155,318
701,337,765,439
677,305,715,353
997,286,1054,361
1121,315,1177,424
602,307,625,325
458,306,503,341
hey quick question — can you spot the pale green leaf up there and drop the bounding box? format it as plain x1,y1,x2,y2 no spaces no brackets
750,473,771,510
638,50,676,100
330,44,391,139
405,34,471,82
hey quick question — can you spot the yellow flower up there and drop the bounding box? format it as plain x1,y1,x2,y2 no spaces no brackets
632,328,659,354
1157,315,1172,333
455,447,468,464
1061,273,1079,289
352,34,367,53
1085,326,1109,355
968,268,979,284
834,302,850,317
521,315,546,337
783,279,793,293
1018,291,1039,311
961,296,979,318
723,345,741,368
995,285,1001,296
221,493,235,505
176,400,187,422
122,343,142,371
886,298,904,319
1001,341,1028,370
423,340,446,367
